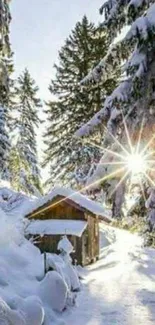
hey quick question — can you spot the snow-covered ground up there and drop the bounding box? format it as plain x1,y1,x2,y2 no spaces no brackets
0,207,79,325
0,198,155,325
63,224,155,325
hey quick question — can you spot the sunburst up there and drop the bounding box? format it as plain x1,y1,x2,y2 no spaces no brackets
30,115,155,218
84,114,155,203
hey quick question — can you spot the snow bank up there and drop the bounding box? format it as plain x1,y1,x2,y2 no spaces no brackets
0,298,26,325
0,237,69,324
0,187,84,324
18,296,45,325
38,271,68,312
0,185,38,229
0,207,22,246
0,208,70,324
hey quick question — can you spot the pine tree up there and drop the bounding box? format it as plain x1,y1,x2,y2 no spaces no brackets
13,69,42,194
9,146,28,190
0,0,12,179
145,188,155,246
76,1,155,219
43,16,118,186
9,146,41,196
0,0,11,178
3,54,15,128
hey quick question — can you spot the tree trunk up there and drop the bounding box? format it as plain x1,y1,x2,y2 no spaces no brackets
112,181,126,219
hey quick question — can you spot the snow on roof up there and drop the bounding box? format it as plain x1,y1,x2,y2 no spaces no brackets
26,219,88,237
25,186,111,222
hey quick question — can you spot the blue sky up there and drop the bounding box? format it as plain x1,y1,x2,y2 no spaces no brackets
10,0,103,101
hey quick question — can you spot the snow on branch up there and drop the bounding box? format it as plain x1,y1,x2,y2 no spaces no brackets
81,42,123,85
81,3,155,85
85,141,123,192
76,4,155,138
126,3,155,41
100,0,122,24
75,79,131,137
100,0,150,26
125,48,147,78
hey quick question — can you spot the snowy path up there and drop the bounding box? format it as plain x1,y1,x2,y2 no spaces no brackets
63,224,155,325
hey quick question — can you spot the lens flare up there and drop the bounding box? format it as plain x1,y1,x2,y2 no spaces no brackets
125,153,147,175
29,115,155,218
80,115,155,202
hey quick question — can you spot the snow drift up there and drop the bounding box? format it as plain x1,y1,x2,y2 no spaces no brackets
0,206,79,324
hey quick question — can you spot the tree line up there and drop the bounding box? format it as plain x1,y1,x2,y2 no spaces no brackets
1,8,118,195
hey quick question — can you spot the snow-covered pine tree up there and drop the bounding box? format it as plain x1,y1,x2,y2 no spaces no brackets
43,16,118,187
0,0,12,179
3,54,15,129
14,69,42,194
145,188,155,246
9,146,31,194
76,1,155,218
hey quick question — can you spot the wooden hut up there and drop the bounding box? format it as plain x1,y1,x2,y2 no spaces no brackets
25,187,111,266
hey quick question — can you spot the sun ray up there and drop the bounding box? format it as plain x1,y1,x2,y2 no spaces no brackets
102,147,126,160
103,124,130,156
138,176,147,203
80,120,155,210
98,161,126,166
29,166,127,219
136,117,145,154
122,106,135,123
141,133,155,156
144,150,155,159
39,114,155,222
145,160,155,165
147,167,155,174
127,176,133,196
84,139,126,160
121,111,133,154
82,139,105,152
143,171,155,187
110,169,130,197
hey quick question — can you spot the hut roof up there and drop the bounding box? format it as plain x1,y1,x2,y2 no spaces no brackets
26,186,111,222
26,219,88,237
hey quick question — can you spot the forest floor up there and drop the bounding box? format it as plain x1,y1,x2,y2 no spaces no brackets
63,224,155,325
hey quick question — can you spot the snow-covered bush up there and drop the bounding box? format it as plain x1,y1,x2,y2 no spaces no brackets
46,236,81,301
46,252,80,293
58,236,80,291
58,236,74,256
0,298,26,325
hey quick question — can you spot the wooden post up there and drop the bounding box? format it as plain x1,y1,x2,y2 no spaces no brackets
44,252,47,275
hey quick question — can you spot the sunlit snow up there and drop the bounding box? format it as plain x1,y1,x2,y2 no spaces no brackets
63,224,155,325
